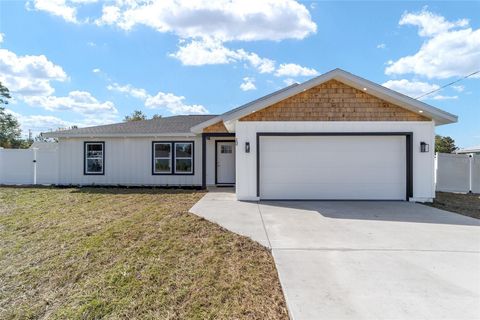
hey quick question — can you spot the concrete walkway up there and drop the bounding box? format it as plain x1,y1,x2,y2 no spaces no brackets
190,190,480,320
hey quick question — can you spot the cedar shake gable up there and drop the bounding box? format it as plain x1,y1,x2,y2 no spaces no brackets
240,80,429,122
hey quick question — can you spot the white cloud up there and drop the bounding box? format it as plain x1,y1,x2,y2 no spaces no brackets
96,0,316,42
399,9,468,37
275,63,318,77
108,81,209,115
170,38,275,73
382,79,439,99
170,38,236,66
7,108,118,137
107,82,148,99
0,33,4,43
238,50,276,74
386,10,480,79
92,68,101,73
452,85,465,92
377,43,386,49
0,48,67,96
240,77,256,91
28,0,79,23
7,109,73,134
35,0,317,42
30,1,317,77
95,5,120,26
171,39,316,77
145,92,209,115
23,91,117,115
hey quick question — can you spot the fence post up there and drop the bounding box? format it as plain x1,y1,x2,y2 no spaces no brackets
469,154,473,193
32,148,38,185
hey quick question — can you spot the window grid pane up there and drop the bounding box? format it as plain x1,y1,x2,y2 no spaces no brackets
175,143,193,173
154,143,172,173
85,143,103,174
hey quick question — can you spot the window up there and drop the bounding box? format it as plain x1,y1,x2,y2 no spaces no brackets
153,143,172,174
84,142,104,175
152,141,194,175
221,145,233,154
175,142,193,174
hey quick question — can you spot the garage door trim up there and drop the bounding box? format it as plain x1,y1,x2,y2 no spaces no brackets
256,132,413,201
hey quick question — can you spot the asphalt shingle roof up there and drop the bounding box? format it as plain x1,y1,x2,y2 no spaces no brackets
43,115,217,137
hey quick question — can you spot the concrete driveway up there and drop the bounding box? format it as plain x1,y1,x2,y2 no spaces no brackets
190,190,480,320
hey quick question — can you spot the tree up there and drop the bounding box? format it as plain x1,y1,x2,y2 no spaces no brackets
124,110,147,122
435,135,457,153
0,82,23,148
0,81,11,105
152,114,162,119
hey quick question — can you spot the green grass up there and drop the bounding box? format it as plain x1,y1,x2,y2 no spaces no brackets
0,187,288,319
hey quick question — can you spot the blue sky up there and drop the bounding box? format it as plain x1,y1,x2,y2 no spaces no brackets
0,0,479,148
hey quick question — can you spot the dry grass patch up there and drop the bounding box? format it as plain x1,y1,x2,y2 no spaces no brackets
428,192,480,219
0,187,288,319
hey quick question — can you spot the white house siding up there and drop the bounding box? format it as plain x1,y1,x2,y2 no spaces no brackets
58,136,202,186
205,136,235,185
235,121,435,202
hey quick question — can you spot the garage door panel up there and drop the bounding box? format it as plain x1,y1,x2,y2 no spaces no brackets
259,136,406,200
261,182,404,200
261,168,403,185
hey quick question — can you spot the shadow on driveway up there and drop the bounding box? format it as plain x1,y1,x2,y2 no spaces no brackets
258,200,480,226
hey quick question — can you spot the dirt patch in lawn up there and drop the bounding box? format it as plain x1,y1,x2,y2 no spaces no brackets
428,192,480,219
0,187,288,319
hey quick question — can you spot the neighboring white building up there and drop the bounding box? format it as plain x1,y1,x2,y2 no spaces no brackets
456,146,480,155
42,69,457,202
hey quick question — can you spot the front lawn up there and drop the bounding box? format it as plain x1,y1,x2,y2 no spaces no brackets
0,187,288,319
429,192,480,219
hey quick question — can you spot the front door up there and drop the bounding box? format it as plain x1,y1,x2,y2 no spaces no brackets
216,141,236,184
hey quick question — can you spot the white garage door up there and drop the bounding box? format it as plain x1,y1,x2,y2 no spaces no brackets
259,135,406,200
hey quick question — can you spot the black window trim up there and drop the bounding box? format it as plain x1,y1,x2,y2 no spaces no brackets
152,141,195,176
84,141,105,175
152,142,173,174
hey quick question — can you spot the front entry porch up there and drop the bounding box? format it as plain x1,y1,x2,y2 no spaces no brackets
202,133,236,188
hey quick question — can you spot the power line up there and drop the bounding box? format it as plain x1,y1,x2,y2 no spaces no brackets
414,70,480,100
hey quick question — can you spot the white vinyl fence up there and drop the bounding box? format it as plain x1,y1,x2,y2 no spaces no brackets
0,145,59,185
435,152,480,193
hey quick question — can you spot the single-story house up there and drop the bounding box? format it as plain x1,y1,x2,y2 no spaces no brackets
456,146,480,155
43,68,457,202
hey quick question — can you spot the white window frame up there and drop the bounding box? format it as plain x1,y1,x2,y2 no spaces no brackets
84,142,104,175
174,142,194,174
153,142,172,174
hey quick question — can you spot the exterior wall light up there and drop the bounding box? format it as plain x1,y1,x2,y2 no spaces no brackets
420,142,429,153
245,142,250,153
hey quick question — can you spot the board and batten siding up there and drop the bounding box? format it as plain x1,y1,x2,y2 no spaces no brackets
58,136,202,186
235,121,435,202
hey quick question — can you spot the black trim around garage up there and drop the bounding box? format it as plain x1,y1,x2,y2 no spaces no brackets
256,132,413,201
215,140,236,185
84,141,105,175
